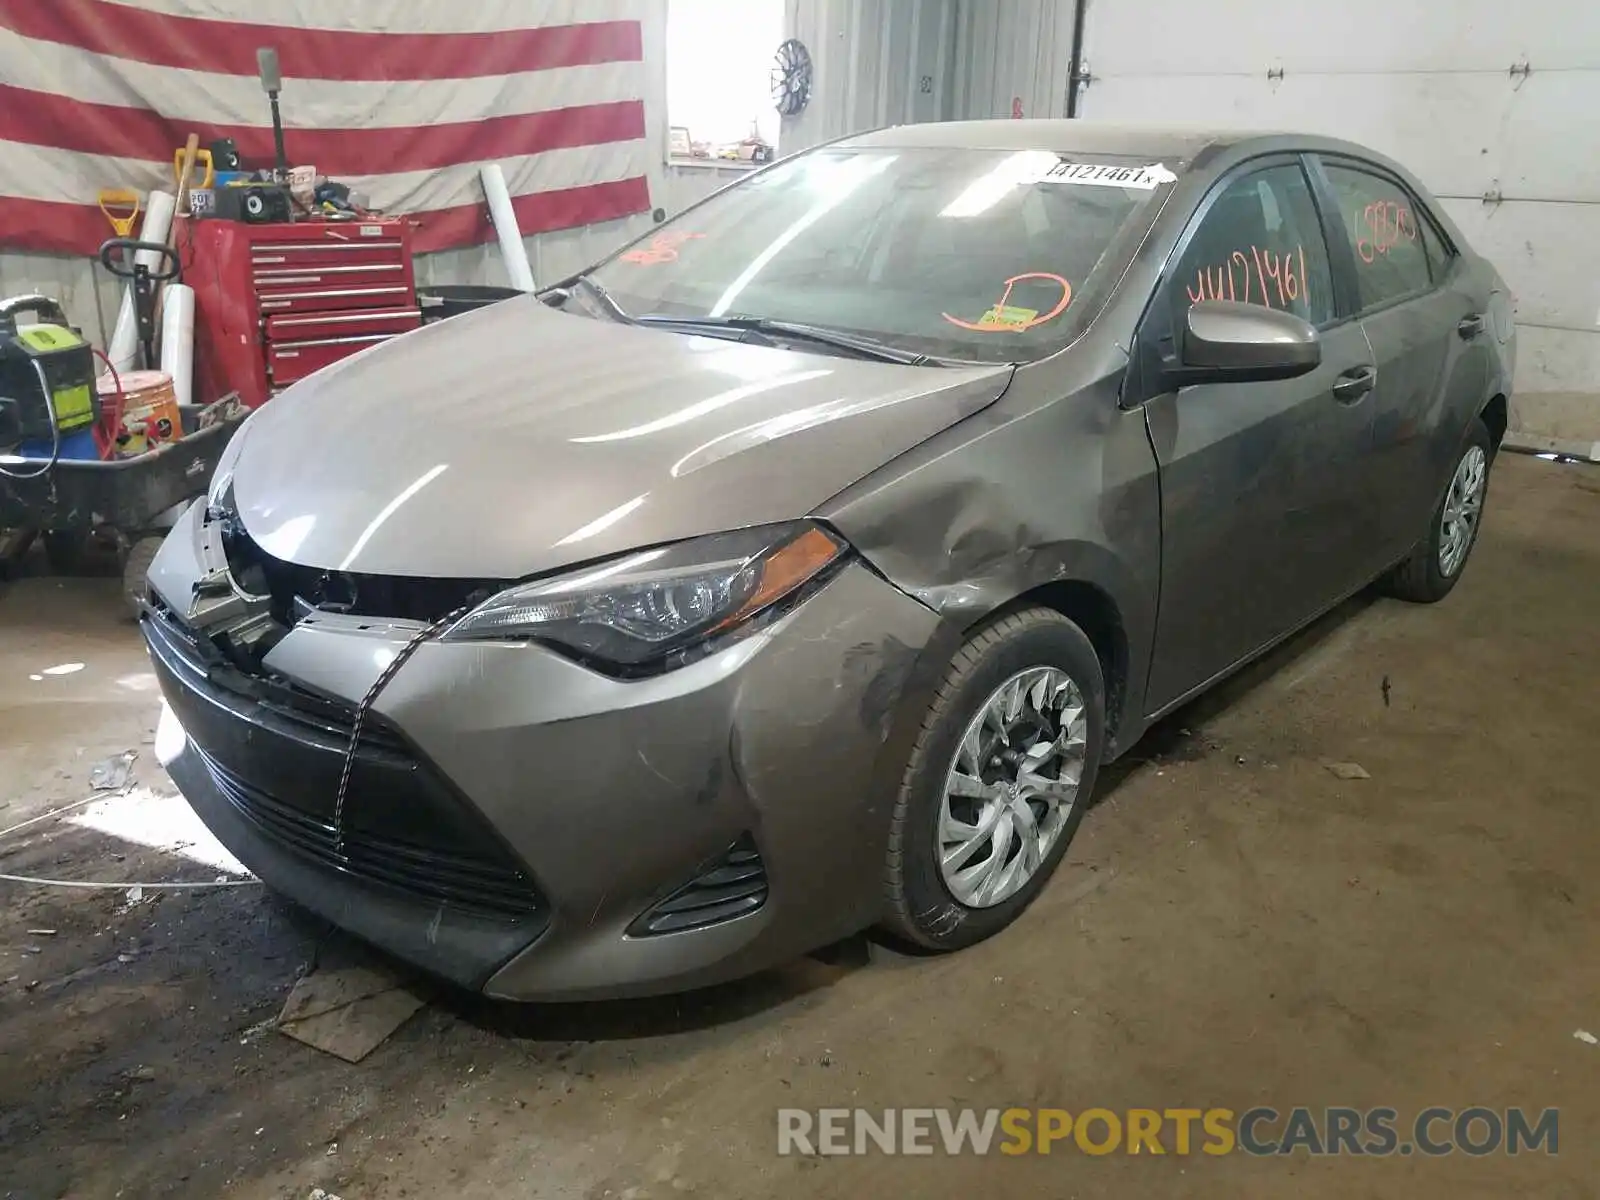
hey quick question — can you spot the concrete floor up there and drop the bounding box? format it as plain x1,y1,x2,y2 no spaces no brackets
1,452,1596,1199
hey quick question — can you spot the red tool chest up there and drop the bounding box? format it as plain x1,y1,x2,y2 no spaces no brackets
177,217,421,408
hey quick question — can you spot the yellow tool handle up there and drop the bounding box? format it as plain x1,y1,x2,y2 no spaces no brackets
97,188,142,237
173,146,215,190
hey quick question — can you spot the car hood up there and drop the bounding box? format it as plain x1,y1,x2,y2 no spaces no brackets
227,298,1011,578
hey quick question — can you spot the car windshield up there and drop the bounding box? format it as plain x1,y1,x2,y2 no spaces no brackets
585,146,1176,363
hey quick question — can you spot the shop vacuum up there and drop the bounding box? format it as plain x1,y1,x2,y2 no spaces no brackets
0,296,100,463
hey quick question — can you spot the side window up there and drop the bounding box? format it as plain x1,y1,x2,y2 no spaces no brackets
1170,163,1334,329
1418,215,1453,281
1323,163,1435,309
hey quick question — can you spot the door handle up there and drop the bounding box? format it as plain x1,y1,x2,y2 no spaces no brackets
1457,313,1486,340
1331,366,1377,403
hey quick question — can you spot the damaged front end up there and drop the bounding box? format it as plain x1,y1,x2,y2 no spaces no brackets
141,489,954,1000
177,483,504,677
142,497,552,989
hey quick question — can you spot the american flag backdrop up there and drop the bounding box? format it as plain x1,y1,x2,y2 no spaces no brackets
0,0,654,256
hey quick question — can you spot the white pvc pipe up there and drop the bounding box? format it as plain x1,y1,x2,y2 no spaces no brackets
479,163,535,292
107,188,177,371
159,283,195,408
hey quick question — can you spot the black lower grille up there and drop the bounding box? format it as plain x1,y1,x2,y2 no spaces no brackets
630,835,768,936
202,752,540,918
220,520,497,624
145,606,546,923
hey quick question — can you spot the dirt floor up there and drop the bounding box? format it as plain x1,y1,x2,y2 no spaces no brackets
1,451,1596,1200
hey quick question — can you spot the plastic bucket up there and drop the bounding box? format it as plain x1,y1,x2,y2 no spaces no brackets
98,369,180,457
418,285,525,324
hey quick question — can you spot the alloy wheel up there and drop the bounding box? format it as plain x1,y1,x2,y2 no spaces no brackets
1438,444,1487,577
937,666,1088,908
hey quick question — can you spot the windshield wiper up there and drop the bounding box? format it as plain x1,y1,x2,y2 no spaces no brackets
634,314,940,366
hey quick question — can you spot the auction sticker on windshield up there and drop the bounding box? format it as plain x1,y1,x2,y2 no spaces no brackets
976,304,1039,330
1033,162,1177,189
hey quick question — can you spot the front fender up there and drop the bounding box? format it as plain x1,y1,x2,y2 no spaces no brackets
819,372,1162,758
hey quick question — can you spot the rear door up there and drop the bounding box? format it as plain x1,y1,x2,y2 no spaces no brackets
1312,157,1491,572
1135,155,1377,710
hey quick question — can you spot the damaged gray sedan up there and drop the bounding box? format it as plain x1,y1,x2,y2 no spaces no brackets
144,121,1513,1000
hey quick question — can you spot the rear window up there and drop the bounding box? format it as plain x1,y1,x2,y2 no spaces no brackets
590,146,1175,363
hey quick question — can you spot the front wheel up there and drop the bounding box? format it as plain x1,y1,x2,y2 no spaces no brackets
121,536,163,620
1385,419,1493,603
881,608,1106,951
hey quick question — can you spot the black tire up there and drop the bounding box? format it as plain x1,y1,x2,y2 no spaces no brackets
42,530,89,574
0,527,38,580
881,607,1106,950
122,536,162,619
1385,418,1494,604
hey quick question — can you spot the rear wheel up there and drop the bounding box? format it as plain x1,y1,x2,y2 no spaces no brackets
881,608,1106,950
1386,419,1493,603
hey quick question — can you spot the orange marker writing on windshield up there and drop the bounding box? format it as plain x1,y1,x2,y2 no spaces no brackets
943,272,1073,333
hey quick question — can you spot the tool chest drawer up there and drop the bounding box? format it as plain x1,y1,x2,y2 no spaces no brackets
256,283,413,316
267,333,393,385
249,239,407,270
265,307,421,341
252,261,408,291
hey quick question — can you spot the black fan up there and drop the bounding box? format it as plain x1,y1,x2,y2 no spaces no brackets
771,38,813,117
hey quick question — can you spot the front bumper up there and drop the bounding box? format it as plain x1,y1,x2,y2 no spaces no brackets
145,503,942,1000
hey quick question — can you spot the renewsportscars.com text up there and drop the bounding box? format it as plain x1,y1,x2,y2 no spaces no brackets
777,1106,1558,1157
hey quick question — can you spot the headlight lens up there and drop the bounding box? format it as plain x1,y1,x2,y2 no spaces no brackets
441,522,846,666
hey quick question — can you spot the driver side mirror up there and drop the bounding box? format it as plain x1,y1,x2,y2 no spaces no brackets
1167,300,1321,387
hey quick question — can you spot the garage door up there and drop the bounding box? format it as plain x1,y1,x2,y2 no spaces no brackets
1080,0,1600,446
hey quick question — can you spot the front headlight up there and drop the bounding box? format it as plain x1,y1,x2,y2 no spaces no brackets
441,521,847,668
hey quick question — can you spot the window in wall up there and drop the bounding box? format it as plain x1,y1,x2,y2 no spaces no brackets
1322,163,1436,310
667,0,784,163
1170,163,1334,328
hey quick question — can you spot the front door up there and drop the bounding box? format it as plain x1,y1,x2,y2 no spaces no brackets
1138,157,1378,711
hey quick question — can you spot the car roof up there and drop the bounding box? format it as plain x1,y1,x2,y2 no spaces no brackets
832,119,1462,258
835,119,1372,166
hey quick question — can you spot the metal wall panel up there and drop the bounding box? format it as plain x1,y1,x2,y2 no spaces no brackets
1080,0,1600,441
777,0,1073,144
951,0,1076,120
0,251,119,352
779,0,958,152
